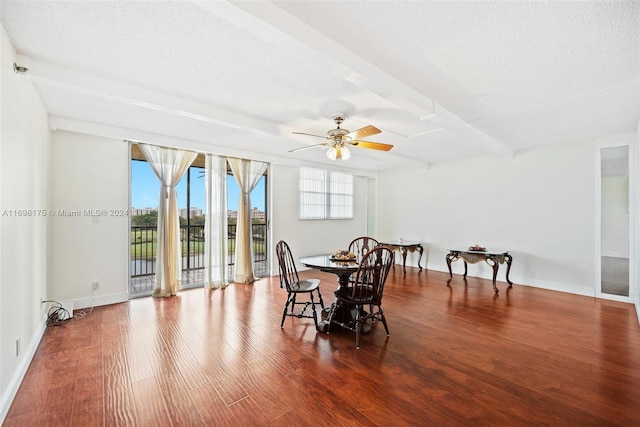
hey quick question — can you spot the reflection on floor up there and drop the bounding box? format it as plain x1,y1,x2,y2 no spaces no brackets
129,269,206,297
601,256,629,297
129,261,268,298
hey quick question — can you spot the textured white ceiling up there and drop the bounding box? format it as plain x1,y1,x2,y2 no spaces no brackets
1,0,638,173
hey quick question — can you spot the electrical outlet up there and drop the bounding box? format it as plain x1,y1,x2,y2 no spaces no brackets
91,280,99,291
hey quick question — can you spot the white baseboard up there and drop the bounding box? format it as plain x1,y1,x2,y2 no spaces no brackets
516,277,596,297
0,320,47,425
427,262,597,298
72,291,129,310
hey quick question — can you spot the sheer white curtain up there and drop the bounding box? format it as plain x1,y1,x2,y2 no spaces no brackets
203,154,228,289
228,158,268,284
139,143,197,297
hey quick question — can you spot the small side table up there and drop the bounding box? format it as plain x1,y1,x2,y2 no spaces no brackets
446,248,513,293
379,241,423,274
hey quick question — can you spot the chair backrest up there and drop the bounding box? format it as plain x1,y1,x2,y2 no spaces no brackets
350,246,394,304
348,236,380,260
275,240,299,291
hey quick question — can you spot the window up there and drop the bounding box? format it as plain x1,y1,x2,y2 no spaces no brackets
299,167,353,220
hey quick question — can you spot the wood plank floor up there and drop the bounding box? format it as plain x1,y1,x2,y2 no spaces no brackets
5,268,640,426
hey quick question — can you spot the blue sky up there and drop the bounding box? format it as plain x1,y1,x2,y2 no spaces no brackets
131,161,265,212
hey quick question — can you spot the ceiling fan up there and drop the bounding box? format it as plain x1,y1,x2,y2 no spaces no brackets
289,114,393,160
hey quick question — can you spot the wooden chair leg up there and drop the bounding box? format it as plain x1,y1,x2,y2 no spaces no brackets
325,303,336,333
355,306,362,349
281,293,293,327
379,308,390,335
317,289,325,309
309,292,319,329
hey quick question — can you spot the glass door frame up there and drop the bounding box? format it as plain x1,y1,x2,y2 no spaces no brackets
595,134,637,303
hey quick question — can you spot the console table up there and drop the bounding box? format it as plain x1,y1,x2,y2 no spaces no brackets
379,240,423,274
446,248,513,293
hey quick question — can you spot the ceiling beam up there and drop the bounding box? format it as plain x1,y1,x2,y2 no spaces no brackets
48,115,384,177
21,56,286,138
27,56,391,162
197,0,513,158
192,1,434,118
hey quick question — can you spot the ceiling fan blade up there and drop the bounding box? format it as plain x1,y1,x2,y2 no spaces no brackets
292,131,327,140
346,125,381,140
289,142,328,153
350,140,394,151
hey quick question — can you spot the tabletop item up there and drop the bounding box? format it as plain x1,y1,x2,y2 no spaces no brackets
330,249,356,261
275,241,325,330
445,248,513,294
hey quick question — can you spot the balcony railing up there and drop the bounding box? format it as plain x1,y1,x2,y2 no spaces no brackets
130,223,267,296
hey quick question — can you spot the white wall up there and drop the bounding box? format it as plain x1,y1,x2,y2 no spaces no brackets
269,164,369,274
0,25,50,422
48,131,130,309
47,142,365,306
377,140,597,296
636,122,640,319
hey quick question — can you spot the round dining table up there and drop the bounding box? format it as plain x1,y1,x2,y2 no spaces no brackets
299,254,359,291
299,254,371,333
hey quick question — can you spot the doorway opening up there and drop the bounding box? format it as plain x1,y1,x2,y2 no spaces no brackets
598,142,631,300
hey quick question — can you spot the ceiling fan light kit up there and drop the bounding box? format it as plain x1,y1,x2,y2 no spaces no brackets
326,144,350,160
290,114,393,160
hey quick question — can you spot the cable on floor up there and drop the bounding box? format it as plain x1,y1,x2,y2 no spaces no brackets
42,298,94,326
74,300,94,319
43,300,70,327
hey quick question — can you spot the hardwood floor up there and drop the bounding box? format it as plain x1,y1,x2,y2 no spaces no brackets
5,268,640,426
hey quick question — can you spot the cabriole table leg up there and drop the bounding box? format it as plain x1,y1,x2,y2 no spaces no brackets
446,251,458,285
400,246,408,274
504,254,514,287
487,256,499,294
